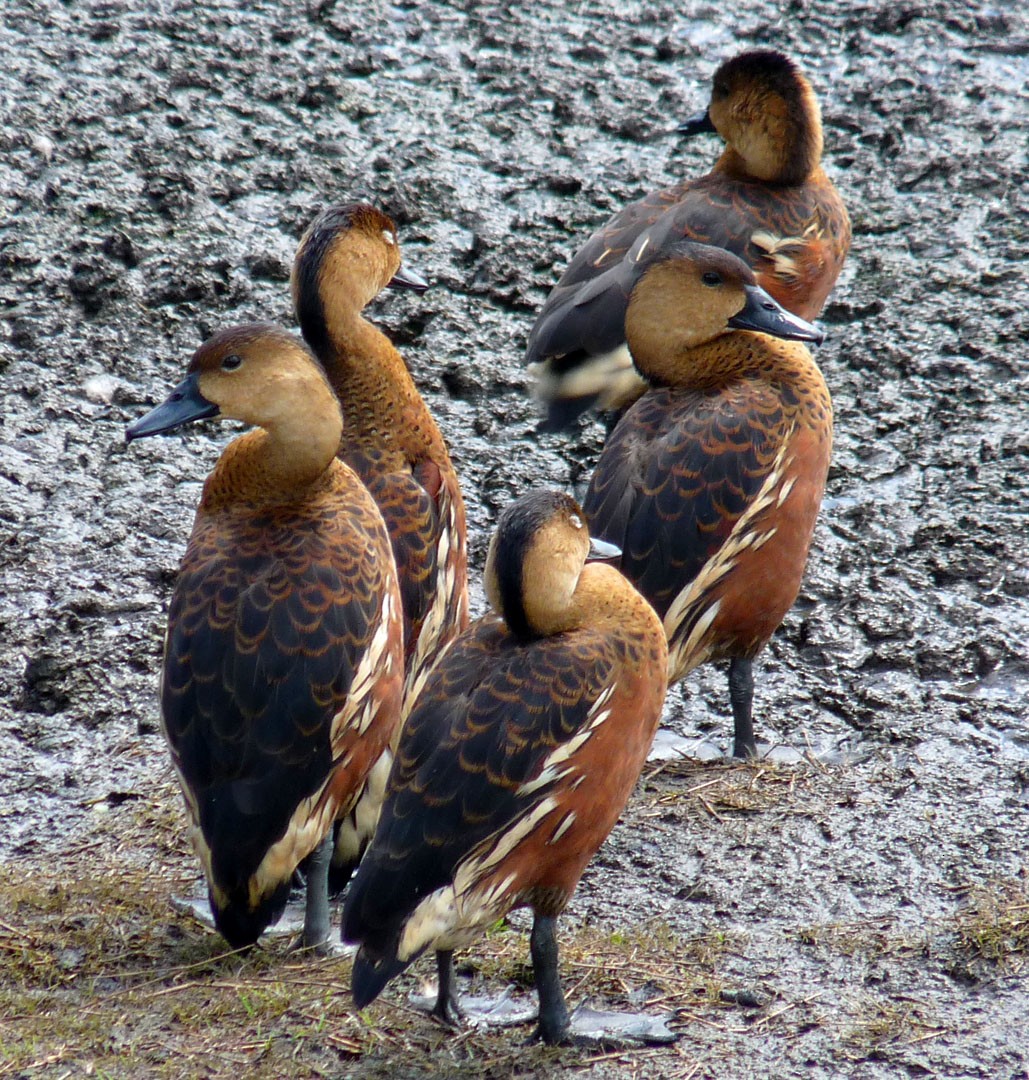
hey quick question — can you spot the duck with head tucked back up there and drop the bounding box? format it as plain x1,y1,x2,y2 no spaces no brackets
292,204,469,719
527,48,850,429
342,490,669,1045
126,324,403,950
582,241,832,759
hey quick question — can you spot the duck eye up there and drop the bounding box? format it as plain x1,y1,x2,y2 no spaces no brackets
221,354,243,372
702,271,722,287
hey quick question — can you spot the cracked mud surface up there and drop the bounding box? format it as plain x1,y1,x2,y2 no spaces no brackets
1,2,1027,1076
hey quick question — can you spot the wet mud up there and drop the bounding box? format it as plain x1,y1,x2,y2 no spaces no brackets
1,1,1027,1076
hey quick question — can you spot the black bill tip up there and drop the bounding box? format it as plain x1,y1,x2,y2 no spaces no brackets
387,264,430,294
728,285,825,345
676,109,716,138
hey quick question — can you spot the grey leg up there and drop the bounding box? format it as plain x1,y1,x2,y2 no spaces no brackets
530,914,570,1044
432,949,463,1026
729,657,757,758
302,833,332,952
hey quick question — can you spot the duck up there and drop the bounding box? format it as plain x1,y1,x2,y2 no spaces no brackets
125,323,404,949
341,489,669,1045
581,241,832,759
527,48,850,430
292,204,469,728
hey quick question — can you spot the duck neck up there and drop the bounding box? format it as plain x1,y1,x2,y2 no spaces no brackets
203,398,342,507
715,110,822,186
628,327,737,389
315,304,432,457
561,564,662,641
632,331,818,394
518,562,652,640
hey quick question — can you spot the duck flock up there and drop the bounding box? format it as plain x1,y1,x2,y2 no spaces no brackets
126,50,851,1046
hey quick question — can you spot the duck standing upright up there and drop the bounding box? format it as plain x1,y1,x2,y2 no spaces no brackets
342,490,668,1044
126,324,403,949
527,49,850,428
292,203,469,880
582,243,832,758
292,204,468,709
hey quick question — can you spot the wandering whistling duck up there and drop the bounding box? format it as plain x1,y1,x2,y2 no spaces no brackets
126,324,403,949
292,205,469,726
582,242,831,759
527,49,850,429
342,490,668,1045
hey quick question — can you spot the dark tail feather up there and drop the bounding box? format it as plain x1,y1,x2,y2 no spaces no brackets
350,944,413,1009
538,392,599,432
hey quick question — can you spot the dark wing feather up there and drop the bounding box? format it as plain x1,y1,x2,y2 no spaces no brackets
551,183,692,289
163,501,385,894
526,210,690,371
344,447,440,660
342,617,618,950
583,382,790,619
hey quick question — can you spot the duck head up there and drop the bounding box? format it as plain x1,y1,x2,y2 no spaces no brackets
624,241,823,384
292,203,428,358
678,50,823,185
126,323,340,442
484,491,621,640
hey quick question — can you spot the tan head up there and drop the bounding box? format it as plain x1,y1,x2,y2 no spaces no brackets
292,203,428,358
126,323,340,444
484,491,620,639
624,241,823,386
682,50,823,185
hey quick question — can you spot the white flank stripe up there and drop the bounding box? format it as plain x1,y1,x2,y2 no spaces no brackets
750,527,778,551
456,796,559,892
333,590,395,743
548,811,577,845
663,435,795,674
777,475,797,507
516,687,614,797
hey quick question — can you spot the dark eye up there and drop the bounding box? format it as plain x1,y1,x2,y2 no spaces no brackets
712,80,729,100
221,354,243,371
702,271,722,287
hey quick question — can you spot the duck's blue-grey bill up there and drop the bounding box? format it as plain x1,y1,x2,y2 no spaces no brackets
125,372,219,442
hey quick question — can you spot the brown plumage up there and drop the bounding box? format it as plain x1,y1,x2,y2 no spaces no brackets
292,204,469,729
582,242,832,758
527,49,850,429
342,490,668,1044
126,324,403,948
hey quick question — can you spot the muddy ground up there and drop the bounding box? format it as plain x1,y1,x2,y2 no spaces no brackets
1,1,1027,1077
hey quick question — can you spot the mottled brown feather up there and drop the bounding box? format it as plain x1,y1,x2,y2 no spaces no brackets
165,464,401,890
584,341,832,674
581,247,833,752
133,325,404,946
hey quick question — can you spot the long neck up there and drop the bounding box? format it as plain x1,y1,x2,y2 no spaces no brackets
304,293,442,464
201,399,342,509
